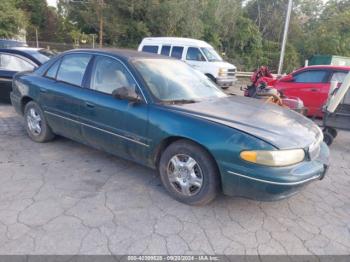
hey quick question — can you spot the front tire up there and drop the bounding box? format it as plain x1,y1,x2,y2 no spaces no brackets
206,74,216,84
159,140,220,205
24,101,55,143
326,127,337,138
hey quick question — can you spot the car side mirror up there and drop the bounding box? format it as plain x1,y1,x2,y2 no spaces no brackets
112,87,141,103
282,75,294,82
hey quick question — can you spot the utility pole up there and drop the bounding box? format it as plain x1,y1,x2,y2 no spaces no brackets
98,0,105,48
277,0,293,75
35,28,39,48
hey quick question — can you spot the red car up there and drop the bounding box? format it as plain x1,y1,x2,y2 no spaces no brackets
274,65,350,117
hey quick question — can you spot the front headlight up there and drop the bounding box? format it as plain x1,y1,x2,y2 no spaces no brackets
240,149,305,167
218,68,227,77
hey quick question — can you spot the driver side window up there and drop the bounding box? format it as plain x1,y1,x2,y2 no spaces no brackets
293,70,328,83
186,47,206,61
90,56,136,95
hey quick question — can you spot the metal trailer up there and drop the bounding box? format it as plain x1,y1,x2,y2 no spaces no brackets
322,73,350,145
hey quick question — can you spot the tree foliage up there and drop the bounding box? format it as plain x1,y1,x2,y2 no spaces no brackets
1,0,349,72
0,0,26,39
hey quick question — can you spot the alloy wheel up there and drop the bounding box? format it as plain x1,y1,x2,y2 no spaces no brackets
167,154,203,196
26,108,42,135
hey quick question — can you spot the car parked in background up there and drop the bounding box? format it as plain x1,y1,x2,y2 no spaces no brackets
0,47,55,102
138,37,237,89
274,65,350,117
11,49,329,205
0,39,28,48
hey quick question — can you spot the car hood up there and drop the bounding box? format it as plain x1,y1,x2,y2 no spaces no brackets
212,61,236,70
167,96,322,149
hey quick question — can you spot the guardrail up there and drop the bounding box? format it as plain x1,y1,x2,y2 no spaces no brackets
236,71,254,77
236,72,279,78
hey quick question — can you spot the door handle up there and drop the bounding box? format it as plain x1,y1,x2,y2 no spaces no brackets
85,102,95,108
310,88,319,92
40,88,48,93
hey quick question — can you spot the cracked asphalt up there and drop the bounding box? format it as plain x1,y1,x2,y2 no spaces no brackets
0,103,349,255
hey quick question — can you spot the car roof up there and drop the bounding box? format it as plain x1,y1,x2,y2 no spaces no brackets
0,47,45,65
140,37,212,48
0,47,43,55
297,65,350,71
64,48,172,60
0,39,27,47
10,47,42,52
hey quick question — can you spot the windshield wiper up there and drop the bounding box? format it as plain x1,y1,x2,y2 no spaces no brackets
165,99,198,104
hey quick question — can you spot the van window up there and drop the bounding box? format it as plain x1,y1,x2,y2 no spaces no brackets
161,45,171,56
200,47,222,62
186,47,206,61
142,45,159,54
171,46,183,59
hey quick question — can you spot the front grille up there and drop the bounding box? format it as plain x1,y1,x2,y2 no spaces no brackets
227,69,236,76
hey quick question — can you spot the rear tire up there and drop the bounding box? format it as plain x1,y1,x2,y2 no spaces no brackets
158,140,220,205
323,130,334,146
327,127,338,138
24,101,55,143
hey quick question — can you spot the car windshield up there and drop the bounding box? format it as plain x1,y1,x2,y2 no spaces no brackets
133,59,227,103
31,49,57,64
200,47,222,62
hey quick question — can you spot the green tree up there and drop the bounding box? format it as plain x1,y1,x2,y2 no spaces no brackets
46,0,350,72
16,0,48,41
0,0,26,39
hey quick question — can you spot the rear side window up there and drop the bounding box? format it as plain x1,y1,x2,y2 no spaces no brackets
142,45,159,54
45,59,61,79
171,46,184,59
331,71,348,83
56,54,92,86
161,45,171,56
293,70,328,83
0,54,35,71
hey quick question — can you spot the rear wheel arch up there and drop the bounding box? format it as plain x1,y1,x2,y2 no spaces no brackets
23,101,55,142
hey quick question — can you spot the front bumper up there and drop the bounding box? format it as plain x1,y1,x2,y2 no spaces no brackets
220,142,330,201
216,76,237,87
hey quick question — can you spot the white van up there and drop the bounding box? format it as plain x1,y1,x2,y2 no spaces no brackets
138,37,237,89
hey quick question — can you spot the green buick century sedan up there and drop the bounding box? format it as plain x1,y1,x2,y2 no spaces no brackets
10,49,329,205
